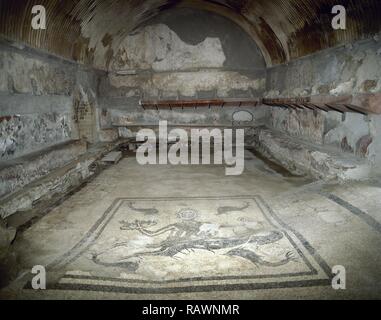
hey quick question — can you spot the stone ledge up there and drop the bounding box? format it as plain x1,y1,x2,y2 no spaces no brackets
0,140,127,219
0,140,87,198
252,126,371,181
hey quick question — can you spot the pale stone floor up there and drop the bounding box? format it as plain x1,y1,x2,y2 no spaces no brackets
1,151,381,299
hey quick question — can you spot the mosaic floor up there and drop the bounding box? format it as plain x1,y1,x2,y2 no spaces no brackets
26,196,331,294
2,155,380,299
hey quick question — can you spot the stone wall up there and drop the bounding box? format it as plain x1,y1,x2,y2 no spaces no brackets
99,8,267,128
267,108,381,163
266,37,381,98
0,39,107,161
264,37,381,169
1,9,381,171
0,114,72,160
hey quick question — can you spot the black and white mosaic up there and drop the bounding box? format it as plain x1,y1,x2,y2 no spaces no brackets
37,196,331,294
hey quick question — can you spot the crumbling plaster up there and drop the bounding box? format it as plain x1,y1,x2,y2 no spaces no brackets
266,37,381,98
0,42,108,161
0,114,72,161
112,24,226,72
107,70,265,99
1,7,381,177
99,11,266,128
264,37,381,168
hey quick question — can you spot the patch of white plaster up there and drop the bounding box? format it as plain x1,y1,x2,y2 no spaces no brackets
330,78,355,96
112,24,226,72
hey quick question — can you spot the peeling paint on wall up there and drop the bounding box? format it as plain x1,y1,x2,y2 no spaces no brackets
112,24,226,72
0,114,72,160
2,1,381,68
101,19,266,115
268,106,381,167
266,38,381,98
0,50,76,95
270,108,325,145
109,70,265,98
0,42,107,161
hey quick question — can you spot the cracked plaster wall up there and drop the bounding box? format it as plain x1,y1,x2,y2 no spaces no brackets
0,41,106,161
99,8,267,127
264,37,381,168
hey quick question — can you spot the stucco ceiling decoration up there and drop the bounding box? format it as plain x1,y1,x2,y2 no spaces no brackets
0,0,380,69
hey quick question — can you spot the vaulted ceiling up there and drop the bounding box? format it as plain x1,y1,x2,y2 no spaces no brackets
1,0,380,69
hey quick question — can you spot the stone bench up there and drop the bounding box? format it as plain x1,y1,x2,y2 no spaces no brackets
0,140,87,199
0,140,125,220
251,126,371,181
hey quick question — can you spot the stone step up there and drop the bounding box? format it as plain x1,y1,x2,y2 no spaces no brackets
0,140,87,199
101,151,122,164
0,141,127,219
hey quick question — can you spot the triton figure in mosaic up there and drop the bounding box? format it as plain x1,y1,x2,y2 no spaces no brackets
90,207,297,272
